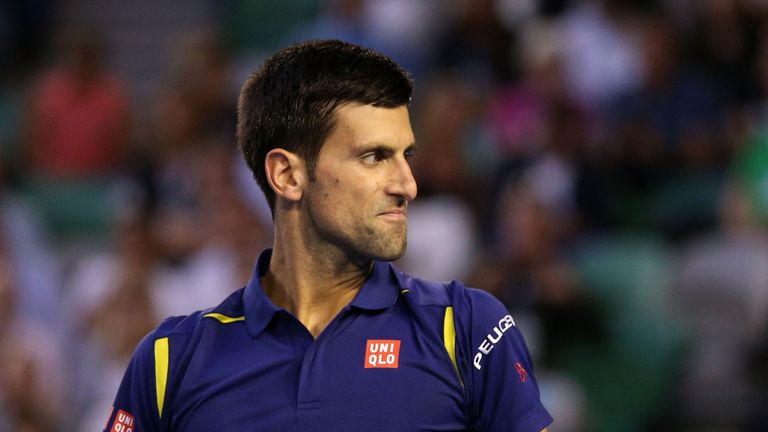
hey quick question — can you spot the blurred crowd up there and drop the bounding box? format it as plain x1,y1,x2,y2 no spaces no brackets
1,0,768,430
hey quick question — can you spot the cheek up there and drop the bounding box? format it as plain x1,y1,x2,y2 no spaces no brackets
310,167,379,218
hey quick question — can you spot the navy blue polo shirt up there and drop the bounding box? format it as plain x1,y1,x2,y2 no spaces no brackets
106,250,552,431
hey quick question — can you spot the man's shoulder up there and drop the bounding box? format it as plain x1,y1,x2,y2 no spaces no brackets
389,265,511,331
152,287,247,340
391,265,498,309
391,266,454,307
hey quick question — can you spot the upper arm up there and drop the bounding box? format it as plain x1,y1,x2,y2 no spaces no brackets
104,331,164,431
453,286,554,432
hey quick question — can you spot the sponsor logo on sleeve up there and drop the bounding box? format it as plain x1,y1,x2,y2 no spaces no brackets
473,314,516,370
110,409,135,432
365,339,401,368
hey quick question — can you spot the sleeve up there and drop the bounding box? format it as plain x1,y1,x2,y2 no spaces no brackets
453,285,553,432
104,330,162,432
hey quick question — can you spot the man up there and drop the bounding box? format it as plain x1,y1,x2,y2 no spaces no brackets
106,40,553,431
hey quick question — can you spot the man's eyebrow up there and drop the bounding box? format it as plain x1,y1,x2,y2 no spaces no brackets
353,143,392,153
352,142,416,154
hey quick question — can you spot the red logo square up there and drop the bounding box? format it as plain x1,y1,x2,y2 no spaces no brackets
110,409,136,432
365,339,401,368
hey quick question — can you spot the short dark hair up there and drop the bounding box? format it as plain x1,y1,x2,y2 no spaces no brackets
237,39,413,214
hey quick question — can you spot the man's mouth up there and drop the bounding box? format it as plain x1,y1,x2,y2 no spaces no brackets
378,209,407,220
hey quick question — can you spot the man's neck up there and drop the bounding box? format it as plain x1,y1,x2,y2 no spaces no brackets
262,228,372,338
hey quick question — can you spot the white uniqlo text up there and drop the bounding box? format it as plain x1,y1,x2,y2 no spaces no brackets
365,339,401,368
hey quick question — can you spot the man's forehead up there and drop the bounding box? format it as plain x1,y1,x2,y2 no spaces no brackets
321,103,414,152
329,104,413,140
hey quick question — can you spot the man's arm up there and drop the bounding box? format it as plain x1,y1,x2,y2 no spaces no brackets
104,330,163,431
451,283,554,432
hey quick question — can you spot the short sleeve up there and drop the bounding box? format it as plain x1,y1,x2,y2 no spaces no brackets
104,331,162,432
452,285,553,432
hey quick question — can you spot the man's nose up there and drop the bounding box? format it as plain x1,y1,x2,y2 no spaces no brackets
386,157,418,202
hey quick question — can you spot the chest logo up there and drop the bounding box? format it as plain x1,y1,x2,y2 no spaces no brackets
365,339,401,368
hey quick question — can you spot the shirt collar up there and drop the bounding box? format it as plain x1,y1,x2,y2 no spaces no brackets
242,249,401,338
242,249,282,338
349,260,400,311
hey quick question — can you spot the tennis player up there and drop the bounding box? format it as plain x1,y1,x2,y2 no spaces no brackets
106,39,552,432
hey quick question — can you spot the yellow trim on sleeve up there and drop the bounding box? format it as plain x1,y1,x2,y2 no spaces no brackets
443,306,464,387
154,337,170,418
203,313,246,323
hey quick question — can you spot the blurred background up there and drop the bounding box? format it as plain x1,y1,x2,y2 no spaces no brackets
1,0,767,430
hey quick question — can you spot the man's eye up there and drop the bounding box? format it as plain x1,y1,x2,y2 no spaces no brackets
361,152,382,164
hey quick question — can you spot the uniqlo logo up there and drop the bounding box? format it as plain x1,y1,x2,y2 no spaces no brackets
365,339,401,368
111,409,135,432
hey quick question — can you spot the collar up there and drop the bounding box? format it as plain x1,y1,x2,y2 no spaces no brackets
242,249,401,338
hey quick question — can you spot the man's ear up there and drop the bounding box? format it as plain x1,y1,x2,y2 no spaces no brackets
264,149,307,203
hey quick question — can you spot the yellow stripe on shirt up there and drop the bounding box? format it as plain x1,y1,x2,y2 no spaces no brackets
203,313,245,324
443,306,464,387
154,337,169,418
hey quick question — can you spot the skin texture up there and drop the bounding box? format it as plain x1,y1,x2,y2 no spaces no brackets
304,103,417,263
263,103,417,337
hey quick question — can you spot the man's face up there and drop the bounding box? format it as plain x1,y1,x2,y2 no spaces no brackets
304,103,417,262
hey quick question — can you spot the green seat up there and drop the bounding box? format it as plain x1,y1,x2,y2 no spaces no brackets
19,177,117,241
561,234,684,431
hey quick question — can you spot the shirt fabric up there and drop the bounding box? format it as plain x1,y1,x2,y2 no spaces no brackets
106,249,553,431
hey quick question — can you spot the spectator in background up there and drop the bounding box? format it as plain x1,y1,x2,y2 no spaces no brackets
672,181,768,428
558,0,643,114
0,236,65,432
19,25,130,236
22,25,129,179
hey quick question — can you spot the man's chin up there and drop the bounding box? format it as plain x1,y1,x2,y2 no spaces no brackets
344,228,407,263
371,241,407,262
